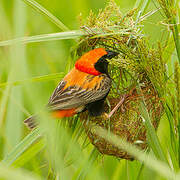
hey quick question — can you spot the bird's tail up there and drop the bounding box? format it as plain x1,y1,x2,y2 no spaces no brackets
24,115,37,130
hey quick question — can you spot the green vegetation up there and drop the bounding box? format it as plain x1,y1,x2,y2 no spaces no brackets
0,0,179,179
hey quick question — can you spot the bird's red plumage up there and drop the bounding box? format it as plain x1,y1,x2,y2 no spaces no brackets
75,48,107,75
52,109,77,118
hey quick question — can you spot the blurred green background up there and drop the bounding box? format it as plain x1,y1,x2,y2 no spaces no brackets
0,0,179,179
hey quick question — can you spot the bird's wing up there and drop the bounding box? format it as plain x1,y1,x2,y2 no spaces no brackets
48,72,111,111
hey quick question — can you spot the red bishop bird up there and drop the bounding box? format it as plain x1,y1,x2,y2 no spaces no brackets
24,48,118,129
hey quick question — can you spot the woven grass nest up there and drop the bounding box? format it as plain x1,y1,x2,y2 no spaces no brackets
80,81,163,160
75,1,165,160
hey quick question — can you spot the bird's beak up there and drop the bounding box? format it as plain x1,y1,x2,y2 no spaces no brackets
106,50,119,59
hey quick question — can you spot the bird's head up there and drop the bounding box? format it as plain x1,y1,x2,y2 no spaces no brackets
75,48,118,75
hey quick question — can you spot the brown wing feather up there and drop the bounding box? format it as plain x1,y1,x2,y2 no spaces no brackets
48,68,111,111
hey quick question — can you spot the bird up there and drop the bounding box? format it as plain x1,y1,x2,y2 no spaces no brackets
24,48,118,129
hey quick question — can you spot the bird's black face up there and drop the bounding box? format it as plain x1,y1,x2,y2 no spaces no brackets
94,50,118,75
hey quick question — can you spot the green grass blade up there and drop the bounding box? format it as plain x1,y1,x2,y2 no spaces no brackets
157,0,180,63
140,0,151,15
0,84,11,127
135,0,151,21
2,128,41,166
0,73,64,88
93,126,176,180
0,26,140,47
22,0,69,31
4,0,27,155
137,84,168,163
77,148,99,180
165,103,178,157
139,98,167,162
12,138,45,167
0,165,42,180
0,31,84,46
171,18,180,63
133,0,142,8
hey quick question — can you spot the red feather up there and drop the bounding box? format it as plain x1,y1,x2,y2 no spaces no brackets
75,48,107,75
